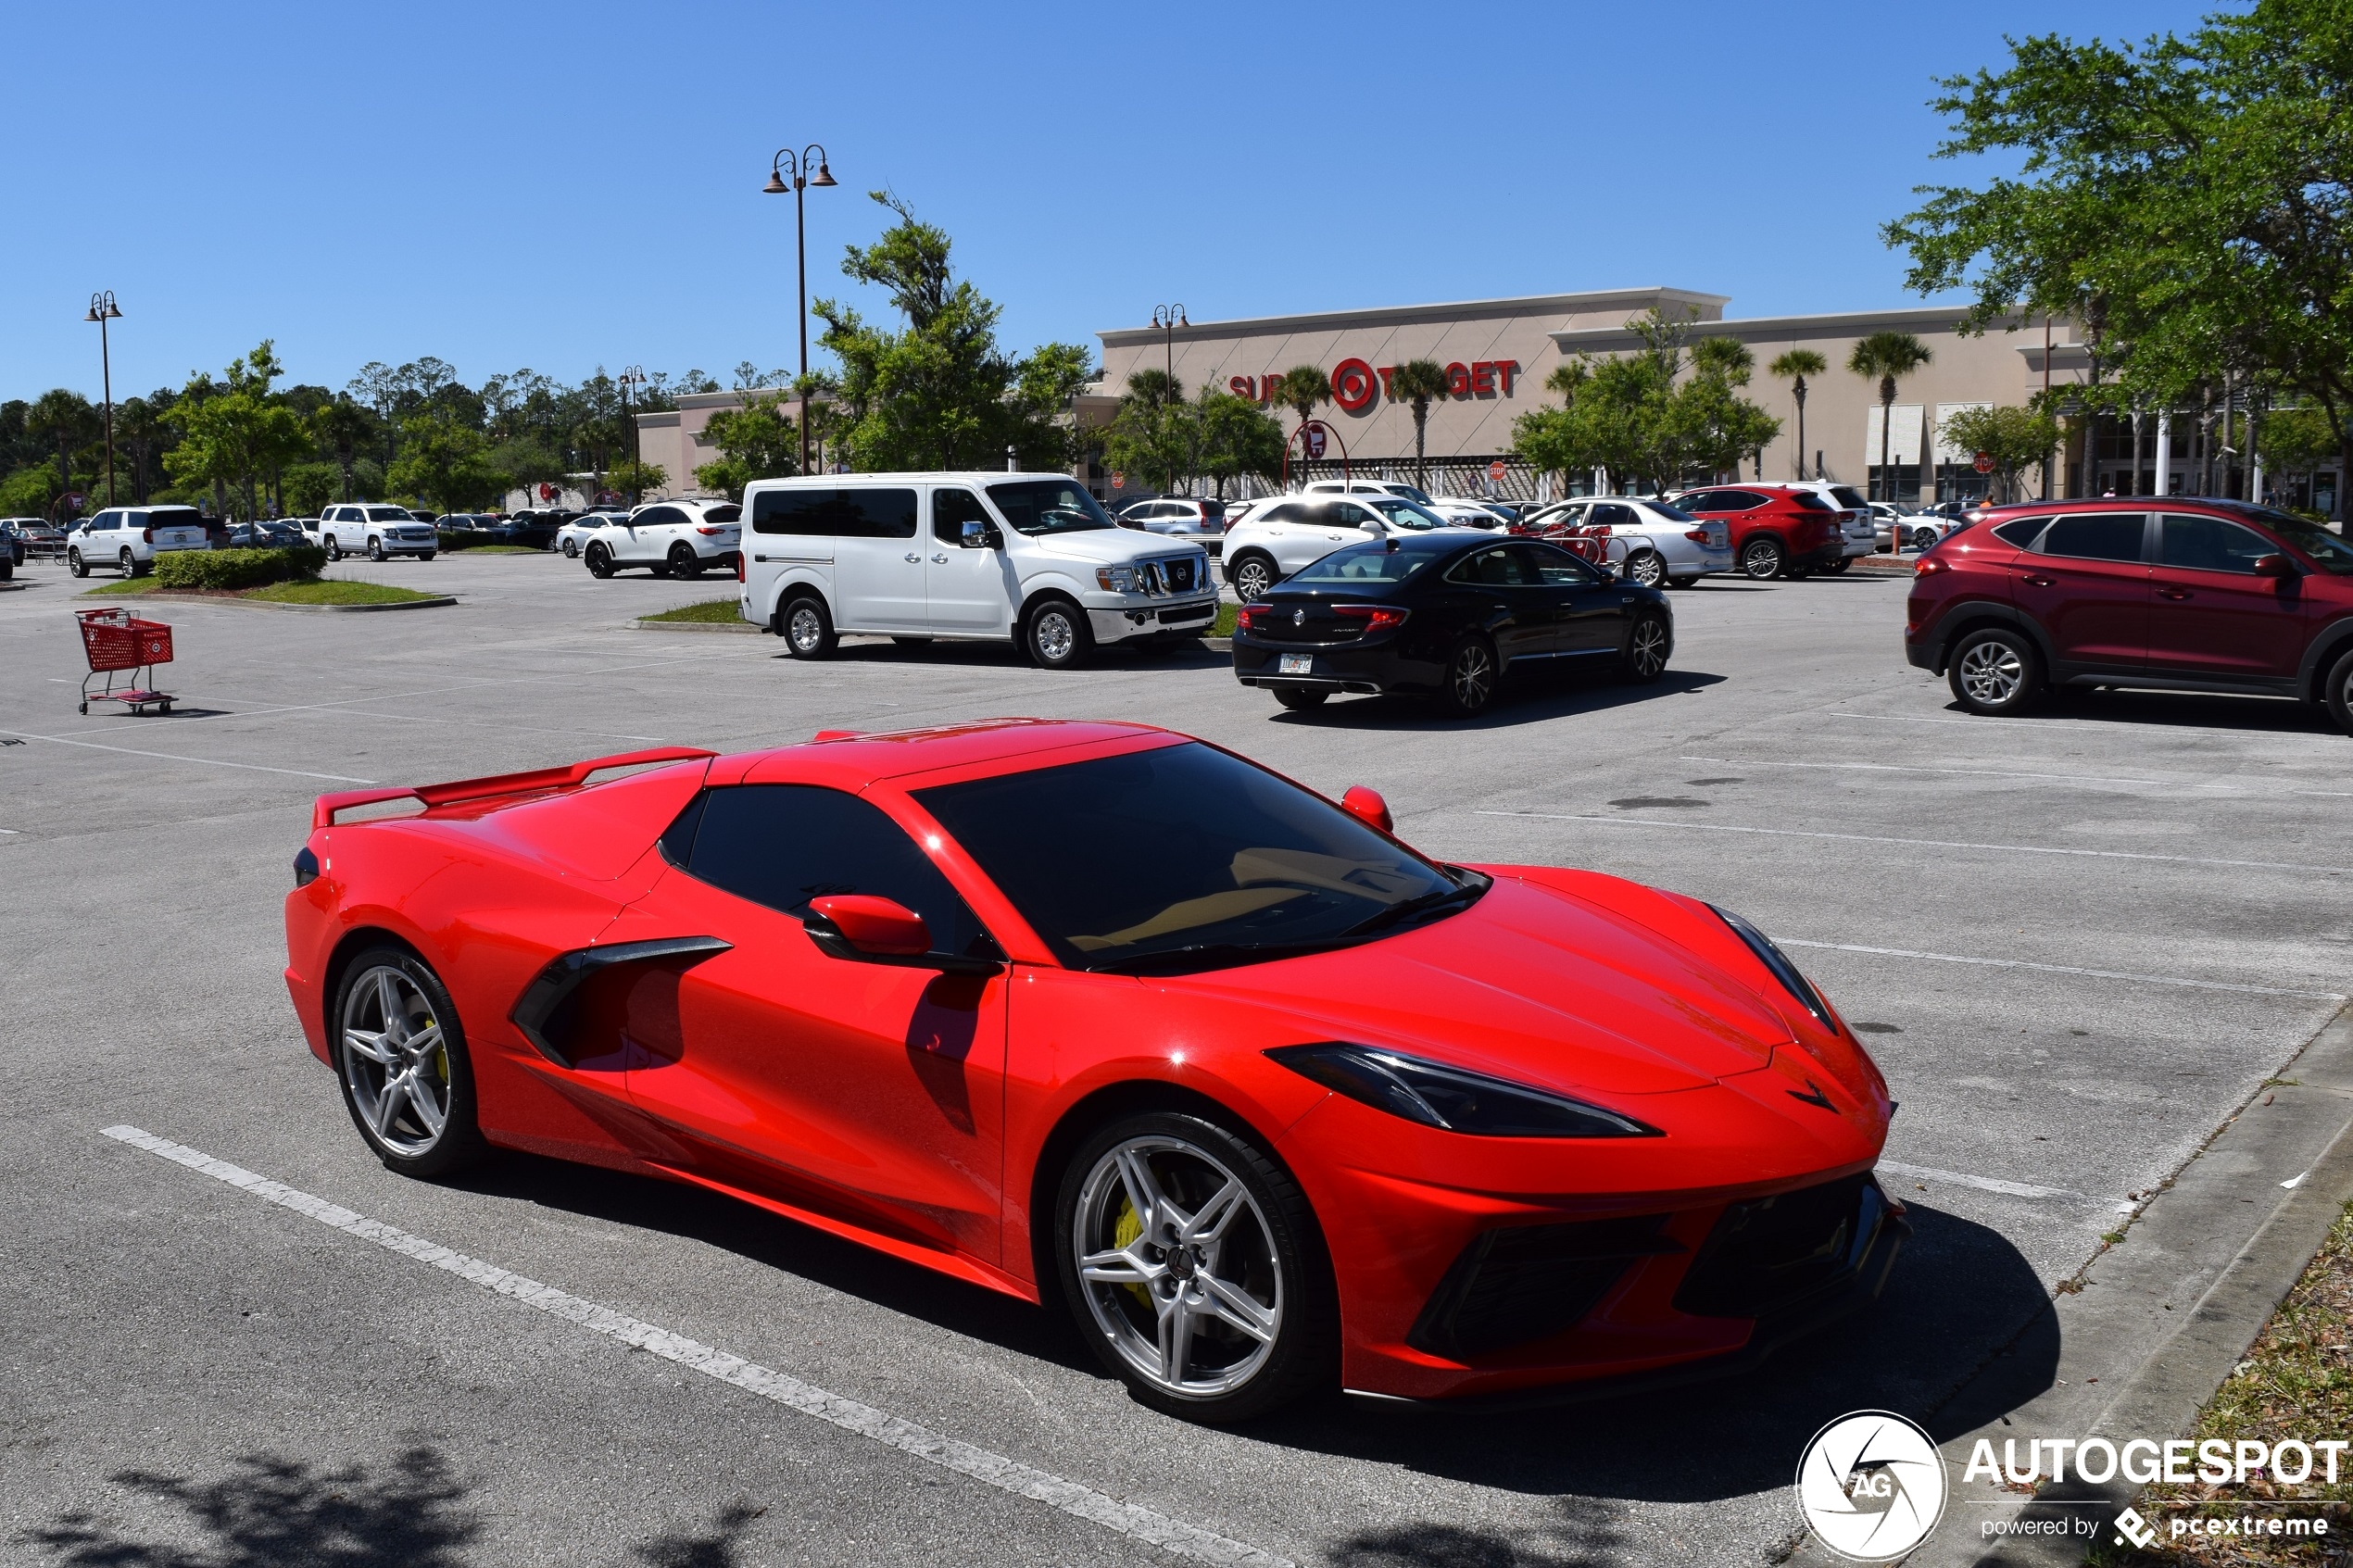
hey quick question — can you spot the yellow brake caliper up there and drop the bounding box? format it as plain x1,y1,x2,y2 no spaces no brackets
1114,1199,1150,1308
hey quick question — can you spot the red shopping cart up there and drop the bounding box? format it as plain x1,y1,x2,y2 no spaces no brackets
76,607,176,715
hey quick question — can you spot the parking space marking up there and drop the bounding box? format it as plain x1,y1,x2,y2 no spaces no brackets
98,1124,1292,1568
1680,754,2177,789
1778,938,2347,1002
1876,1160,2079,1200
0,729,377,784
1478,811,2353,876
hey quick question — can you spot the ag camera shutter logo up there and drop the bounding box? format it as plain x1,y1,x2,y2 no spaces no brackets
1796,1411,1948,1561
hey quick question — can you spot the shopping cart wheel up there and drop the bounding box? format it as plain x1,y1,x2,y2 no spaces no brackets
78,701,87,714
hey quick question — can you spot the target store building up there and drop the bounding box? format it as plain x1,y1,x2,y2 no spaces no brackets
1090,285,2073,503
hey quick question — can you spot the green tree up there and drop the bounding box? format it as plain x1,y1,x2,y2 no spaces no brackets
1513,354,1665,491
0,461,60,519
601,458,668,505
1887,0,2353,489
2256,405,2339,508
1937,404,2059,502
28,389,97,501
314,398,376,504
490,439,567,508
1388,359,1450,488
386,407,503,513
1847,332,1933,501
1768,350,1828,479
115,396,164,504
281,463,340,518
694,395,799,501
1272,364,1332,476
1102,370,1198,495
1194,389,1286,497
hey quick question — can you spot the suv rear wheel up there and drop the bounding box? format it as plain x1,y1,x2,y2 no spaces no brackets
1949,627,2042,715
668,543,699,578
2323,647,2353,736
1228,553,1277,602
1739,537,1784,580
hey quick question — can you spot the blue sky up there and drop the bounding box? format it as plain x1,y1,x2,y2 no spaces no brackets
2,0,2213,404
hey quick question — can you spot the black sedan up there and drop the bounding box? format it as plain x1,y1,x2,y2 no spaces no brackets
1232,533,1673,717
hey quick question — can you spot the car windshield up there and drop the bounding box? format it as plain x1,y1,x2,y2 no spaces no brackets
1365,496,1444,530
914,742,1476,973
1290,545,1440,584
364,507,413,522
988,480,1114,535
2250,510,2353,574
1636,501,1697,522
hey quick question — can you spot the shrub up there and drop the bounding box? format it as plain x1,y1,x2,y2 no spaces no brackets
155,545,326,590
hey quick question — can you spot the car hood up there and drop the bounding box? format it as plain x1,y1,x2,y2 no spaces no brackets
1026,530,1202,568
1160,874,1797,1100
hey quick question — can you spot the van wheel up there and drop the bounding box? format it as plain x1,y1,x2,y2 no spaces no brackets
1025,598,1092,671
585,543,615,579
782,595,837,659
1739,538,1784,580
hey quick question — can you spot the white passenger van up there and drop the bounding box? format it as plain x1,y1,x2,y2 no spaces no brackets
738,473,1218,669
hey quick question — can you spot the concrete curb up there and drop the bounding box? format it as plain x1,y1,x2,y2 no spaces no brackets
1785,1006,2353,1568
627,617,761,633
119,591,458,613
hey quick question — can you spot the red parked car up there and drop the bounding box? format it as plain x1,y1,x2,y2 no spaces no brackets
283,721,1901,1419
1665,484,1850,581
1904,497,2353,726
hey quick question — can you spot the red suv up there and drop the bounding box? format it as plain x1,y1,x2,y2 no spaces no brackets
1904,497,2353,727
1666,485,1848,581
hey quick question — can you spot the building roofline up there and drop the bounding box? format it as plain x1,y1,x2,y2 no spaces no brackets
1553,303,2056,347
1099,287,1732,347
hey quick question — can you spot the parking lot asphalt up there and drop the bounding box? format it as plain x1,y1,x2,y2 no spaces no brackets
3,548,2348,1566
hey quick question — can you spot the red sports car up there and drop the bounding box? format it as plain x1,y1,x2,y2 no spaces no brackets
283,721,1902,1420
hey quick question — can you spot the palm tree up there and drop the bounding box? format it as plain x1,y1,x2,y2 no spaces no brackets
1388,359,1449,489
29,388,97,506
314,398,375,502
1274,364,1331,483
1847,332,1932,502
1768,350,1828,479
1124,369,1182,411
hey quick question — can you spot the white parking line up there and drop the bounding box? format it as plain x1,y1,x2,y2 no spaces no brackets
1877,1160,2079,1200
1680,754,2174,788
0,729,376,784
1778,938,2347,1002
99,1124,1291,1568
1478,810,2353,876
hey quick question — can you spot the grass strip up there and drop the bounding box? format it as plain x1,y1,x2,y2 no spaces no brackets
80,579,160,596
2095,1200,2353,1563
637,597,745,624
245,580,441,605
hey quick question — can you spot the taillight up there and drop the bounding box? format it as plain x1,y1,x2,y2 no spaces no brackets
736,551,746,583
697,525,726,535
1684,530,1710,543
1914,555,1951,577
1334,605,1408,631
1236,605,1262,633
143,526,155,543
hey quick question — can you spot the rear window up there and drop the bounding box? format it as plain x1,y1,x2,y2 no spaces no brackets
1290,546,1437,584
1787,491,1833,511
1990,516,2050,547
2038,513,2146,562
1199,501,1226,520
1830,487,1869,509
704,505,740,523
751,486,918,539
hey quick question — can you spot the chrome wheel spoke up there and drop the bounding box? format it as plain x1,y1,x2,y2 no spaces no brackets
406,1073,448,1136
1182,1177,1247,1246
374,971,409,1043
1114,1148,1171,1240
371,1071,409,1135
1202,1275,1278,1344
343,1027,394,1066
1079,1246,1157,1286
1156,1292,1197,1385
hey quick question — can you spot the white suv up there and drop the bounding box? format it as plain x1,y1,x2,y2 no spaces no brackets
66,506,212,577
580,498,742,578
739,473,1215,669
1222,494,1477,600
1302,478,1435,504
311,504,437,561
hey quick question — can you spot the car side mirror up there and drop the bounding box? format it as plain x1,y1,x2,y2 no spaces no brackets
960,520,998,549
1340,785,1393,834
2252,553,2295,578
808,895,931,957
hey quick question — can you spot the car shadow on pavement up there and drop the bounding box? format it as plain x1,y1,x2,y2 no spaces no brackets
1982,687,2342,735
1268,669,1728,731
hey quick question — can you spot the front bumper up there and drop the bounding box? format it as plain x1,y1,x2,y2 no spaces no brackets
1088,596,1219,643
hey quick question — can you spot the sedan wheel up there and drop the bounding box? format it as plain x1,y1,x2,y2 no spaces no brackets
1739,538,1783,580
334,951,483,1176
1058,1112,1332,1423
1624,549,1666,588
1438,636,1498,717
1948,628,2041,715
1912,527,1940,551
561,538,578,558
1622,613,1670,683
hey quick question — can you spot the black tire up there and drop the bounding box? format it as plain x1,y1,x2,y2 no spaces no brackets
1228,553,1277,602
1025,597,1093,671
780,594,837,659
419,552,436,563
1274,688,1327,710
122,548,147,578
1739,537,1784,581
1621,611,1671,683
668,543,700,578
561,538,579,558
326,536,345,561
0,558,11,582
585,542,615,579
1911,527,1940,552
331,947,486,1178
68,548,87,578
1437,634,1500,717
1623,548,1666,589
1054,1110,1336,1424
2322,647,2353,736
1667,576,1698,590
1824,556,1853,574
1948,627,2043,715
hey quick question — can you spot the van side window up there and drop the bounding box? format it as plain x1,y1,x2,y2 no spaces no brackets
933,488,990,544
754,487,918,539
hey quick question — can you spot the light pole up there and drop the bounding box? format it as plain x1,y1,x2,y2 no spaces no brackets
1151,304,1187,400
619,365,647,466
763,143,837,475
84,291,122,505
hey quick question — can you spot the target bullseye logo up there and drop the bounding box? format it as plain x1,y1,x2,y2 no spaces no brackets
1796,1411,1947,1562
1330,358,1378,412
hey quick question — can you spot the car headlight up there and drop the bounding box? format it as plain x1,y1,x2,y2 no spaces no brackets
1096,565,1137,593
1265,1043,1660,1138
1708,904,1831,1024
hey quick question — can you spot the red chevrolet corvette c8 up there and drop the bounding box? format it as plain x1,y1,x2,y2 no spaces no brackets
283,720,1902,1420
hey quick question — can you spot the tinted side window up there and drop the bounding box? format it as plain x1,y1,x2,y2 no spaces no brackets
1676,491,1723,512
1522,543,1599,584
703,504,740,524
1716,491,1769,511
2039,513,2147,563
1990,516,2051,548
933,488,991,544
1592,503,1634,526
635,506,684,527
2160,514,2278,574
1447,546,1531,586
674,784,994,958
1259,502,1308,523
752,487,916,539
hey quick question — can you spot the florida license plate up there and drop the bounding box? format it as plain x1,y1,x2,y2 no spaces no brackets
1279,655,1313,675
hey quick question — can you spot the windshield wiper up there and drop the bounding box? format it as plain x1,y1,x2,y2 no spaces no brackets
1339,873,1491,939
1085,939,1358,976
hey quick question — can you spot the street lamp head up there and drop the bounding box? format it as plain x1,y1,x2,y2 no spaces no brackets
811,160,837,188
763,168,789,194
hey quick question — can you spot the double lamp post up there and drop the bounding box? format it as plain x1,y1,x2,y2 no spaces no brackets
85,290,122,506
763,144,836,474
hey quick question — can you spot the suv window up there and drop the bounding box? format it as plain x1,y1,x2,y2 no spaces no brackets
1787,491,1833,511
1257,502,1309,523
1990,516,2051,548
2160,514,2279,574
635,506,685,527
702,504,740,524
1330,502,1380,528
2038,513,2147,562
1445,545,1532,586
933,487,991,545
1830,487,1870,509
752,486,919,539
1715,490,1769,511
665,784,994,959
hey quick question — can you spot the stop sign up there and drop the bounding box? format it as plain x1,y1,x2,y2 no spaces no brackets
1488,460,1507,483
1111,471,1126,488
1973,451,1995,474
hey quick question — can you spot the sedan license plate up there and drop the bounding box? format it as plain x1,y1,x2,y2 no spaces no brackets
1279,655,1314,675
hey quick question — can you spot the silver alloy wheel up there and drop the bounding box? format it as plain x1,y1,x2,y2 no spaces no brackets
787,601,826,653
562,538,578,558
1072,1135,1284,1400
1034,606,1077,663
119,548,135,576
1627,550,1665,587
1913,527,1939,551
340,964,452,1157
1741,540,1780,579
1957,637,2026,706
1629,616,1669,678
1450,640,1496,710
1233,558,1272,601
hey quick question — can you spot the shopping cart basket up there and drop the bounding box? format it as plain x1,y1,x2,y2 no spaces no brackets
75,607,176,715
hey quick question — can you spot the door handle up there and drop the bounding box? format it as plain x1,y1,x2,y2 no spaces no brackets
2158,587,2192,600
930,553,948,563
2021,573,2056,588
904,552,921,563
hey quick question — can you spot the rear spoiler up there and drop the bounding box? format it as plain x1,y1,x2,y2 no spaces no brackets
310,746,717,829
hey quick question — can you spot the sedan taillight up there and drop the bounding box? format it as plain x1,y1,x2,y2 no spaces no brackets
1334,605,1408,631
1684,530,1711,543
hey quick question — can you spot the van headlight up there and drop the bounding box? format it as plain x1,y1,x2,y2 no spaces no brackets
1095,566,1137,593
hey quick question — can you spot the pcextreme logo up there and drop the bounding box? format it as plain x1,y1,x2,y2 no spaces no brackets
1796,1411,1949,1562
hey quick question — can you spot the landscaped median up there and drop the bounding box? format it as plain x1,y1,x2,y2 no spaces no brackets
630,599,1243,639
82,546,450,609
